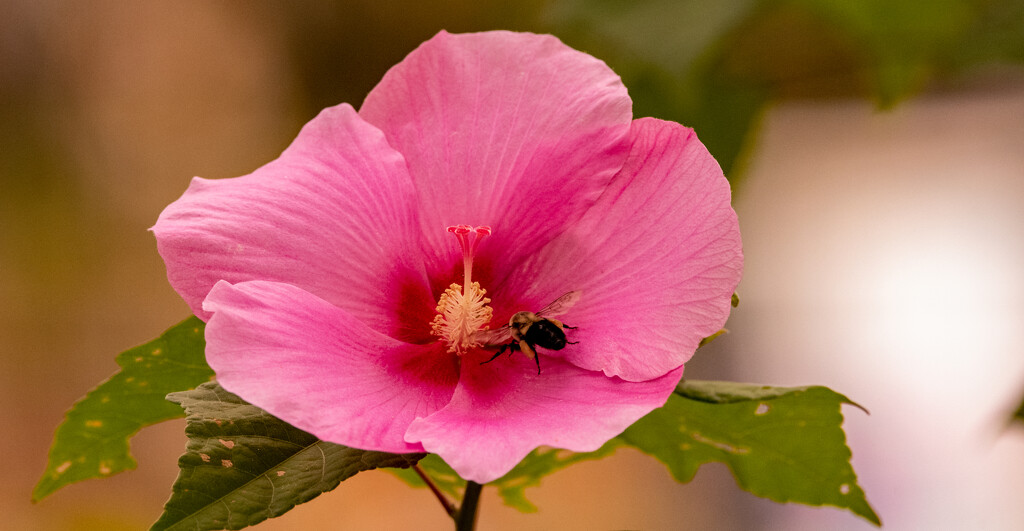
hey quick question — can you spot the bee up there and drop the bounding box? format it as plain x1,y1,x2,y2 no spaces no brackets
476,291,581,374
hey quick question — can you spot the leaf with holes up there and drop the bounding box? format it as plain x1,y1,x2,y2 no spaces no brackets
153,382,423,531
619,379,880,525
34,316,213,501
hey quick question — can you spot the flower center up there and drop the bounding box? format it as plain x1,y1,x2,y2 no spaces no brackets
431,225,494,354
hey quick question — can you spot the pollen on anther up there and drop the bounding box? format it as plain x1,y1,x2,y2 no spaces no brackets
432,281,493,354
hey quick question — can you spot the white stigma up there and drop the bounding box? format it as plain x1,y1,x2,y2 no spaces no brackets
431,225,494,354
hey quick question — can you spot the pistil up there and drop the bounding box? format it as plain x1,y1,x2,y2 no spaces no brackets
431,225,494,354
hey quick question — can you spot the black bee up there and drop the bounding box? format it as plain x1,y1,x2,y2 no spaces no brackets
476,291,580,374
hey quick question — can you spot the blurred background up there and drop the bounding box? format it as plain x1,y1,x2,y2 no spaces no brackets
3,1,1023,529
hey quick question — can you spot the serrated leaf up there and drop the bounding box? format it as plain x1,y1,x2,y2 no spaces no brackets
34,316,213,501
154,382,423,531
392,442,618,513
619,379,880,526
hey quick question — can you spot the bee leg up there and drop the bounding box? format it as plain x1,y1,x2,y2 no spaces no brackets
518,340,541,375
563,323,578,347
549,319,577,331
480,342,513,365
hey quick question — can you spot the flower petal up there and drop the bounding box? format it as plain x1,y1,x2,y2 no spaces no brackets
152,104,434,339
404,352,682,483
500,118,743,381
359,30,633,277
202,280,459,454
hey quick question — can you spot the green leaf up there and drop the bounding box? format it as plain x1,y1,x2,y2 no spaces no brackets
34,316,213,501
620,379,880,526
154,382,423,531
491,442,619,512
392,443,618,513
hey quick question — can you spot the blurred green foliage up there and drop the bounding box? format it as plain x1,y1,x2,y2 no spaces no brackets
542,0,1024,181
5,1,1019,206
267,0,1023,184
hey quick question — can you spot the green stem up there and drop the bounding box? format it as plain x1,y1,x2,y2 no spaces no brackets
455,481,484,531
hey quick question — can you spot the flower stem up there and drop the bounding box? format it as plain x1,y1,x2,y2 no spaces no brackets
455,481,484,531
413,464,455,517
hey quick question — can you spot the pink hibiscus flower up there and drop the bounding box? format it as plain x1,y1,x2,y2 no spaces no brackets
152,30,742,483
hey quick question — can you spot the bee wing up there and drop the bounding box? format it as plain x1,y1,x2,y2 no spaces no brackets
473,325,513,346
536,290,582,318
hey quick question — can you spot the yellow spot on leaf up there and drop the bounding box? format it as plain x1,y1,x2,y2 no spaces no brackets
134,356,144,362
56,461,72,474
221,459,233,468
219,439,235,449
755,403,770,415
152,348,162,355
85,420,103,428
276,471,286,477
99,462,112,475
200,453,211,462
840,483,851,495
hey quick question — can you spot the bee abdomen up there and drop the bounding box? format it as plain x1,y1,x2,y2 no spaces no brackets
525,319,568,350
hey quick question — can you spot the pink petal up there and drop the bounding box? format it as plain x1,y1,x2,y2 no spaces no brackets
202,280,460,454
405,353,683,483
499,118,743,381
359,31,633,281
152,104,434,340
